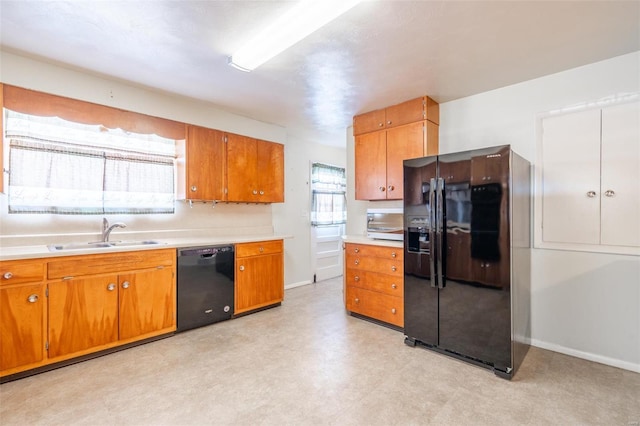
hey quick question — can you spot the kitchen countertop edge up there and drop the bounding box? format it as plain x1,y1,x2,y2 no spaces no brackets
342,235,403,248
0,235,293,261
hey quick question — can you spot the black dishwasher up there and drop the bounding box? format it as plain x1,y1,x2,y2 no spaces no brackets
177,245,234,332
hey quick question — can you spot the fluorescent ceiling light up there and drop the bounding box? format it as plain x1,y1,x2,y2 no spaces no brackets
228,0,363,72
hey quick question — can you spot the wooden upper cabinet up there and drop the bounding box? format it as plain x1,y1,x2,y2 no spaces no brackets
353,96,439,136
1,83,4,193
386,122,426,199
227,133,284,203
355,131,387,200
183,125,226,201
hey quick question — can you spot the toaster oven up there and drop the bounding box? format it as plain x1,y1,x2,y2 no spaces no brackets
366,208,403,241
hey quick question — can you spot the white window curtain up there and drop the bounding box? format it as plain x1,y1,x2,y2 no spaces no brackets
311,163,347,226
5,110,177,214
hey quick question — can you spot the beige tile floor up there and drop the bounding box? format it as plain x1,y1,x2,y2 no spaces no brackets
1,277,639,425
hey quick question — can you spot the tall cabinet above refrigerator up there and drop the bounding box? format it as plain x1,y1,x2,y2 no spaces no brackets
403,145,531,379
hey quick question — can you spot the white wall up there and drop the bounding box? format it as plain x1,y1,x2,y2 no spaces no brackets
0,50,343,288
272,134,346,288
438,51,640,372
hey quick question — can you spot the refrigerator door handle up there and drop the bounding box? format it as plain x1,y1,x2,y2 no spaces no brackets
429,178,437,288
436,177,445,289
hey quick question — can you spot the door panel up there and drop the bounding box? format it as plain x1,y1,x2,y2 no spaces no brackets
48,276,118,359
386,122,425,199
601,101,640,247
312,224,344,282
355,132,387,200
226,133,257,202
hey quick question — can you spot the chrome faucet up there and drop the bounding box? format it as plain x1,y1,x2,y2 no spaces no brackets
102,218,127,242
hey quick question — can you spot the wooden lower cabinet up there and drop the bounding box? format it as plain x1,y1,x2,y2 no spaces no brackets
1,249,176,379
344,243,404,328
0,259,47,375
235,240,284,315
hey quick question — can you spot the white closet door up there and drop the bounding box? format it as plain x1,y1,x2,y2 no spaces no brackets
601,101,640,247
542,108,601,244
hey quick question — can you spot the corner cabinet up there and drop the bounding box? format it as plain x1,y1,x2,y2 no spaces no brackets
227,134,284,203
0,259,47,374
235,240,284,315
354,96,439,201
344,243,404,328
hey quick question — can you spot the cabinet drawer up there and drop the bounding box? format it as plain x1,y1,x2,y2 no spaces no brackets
345,286,403,327
0,259,45,285
344,243,403,261
344,255,403,277
236,240,283,257
345,269,403,297
47,248,175,279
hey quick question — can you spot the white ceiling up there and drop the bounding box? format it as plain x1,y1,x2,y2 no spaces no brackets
1,1,639,147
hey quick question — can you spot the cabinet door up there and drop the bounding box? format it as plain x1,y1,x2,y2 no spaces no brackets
119,267,175,341
235,253,284,314
186,125,226,201
1,283,45,371
601,102,640,247
386,121,425,200
385,97,425,129
256,139,284,203
355,131,387,200
353,108,386,136
226,133,258,202
48,276,119,359
541,109,601,244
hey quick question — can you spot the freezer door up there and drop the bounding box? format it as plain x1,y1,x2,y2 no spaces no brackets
403,156,438,346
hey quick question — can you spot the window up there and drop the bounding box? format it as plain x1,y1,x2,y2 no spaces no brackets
5,110,177,214
310,163,346,226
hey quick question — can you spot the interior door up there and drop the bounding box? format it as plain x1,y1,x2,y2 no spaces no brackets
311,224,344,282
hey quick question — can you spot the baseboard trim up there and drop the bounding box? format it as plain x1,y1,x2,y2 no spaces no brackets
285,280,312,290
530,338,640,373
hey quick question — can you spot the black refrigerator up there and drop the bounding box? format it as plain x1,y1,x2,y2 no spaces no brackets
403,145,531,379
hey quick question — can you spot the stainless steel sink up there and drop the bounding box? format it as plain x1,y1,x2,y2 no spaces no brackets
47,240,161,252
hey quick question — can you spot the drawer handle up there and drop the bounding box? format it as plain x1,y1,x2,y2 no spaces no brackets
239,265,245,271
354,247,359,253
354,259,360,265
391,252,397,258
355,298,360,304
107,283,116,291
27,294,39,303
354,276,360,282
3,272,13,280
190,185,197,192
259,247,264,253
391,266,397,272
391,308,397,314
122,281,130,289
391,284,397,289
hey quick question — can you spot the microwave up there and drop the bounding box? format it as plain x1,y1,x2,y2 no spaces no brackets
366,208,403,241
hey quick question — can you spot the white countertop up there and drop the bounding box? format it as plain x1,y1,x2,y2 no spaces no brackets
342,235,403,248
0,234,292,261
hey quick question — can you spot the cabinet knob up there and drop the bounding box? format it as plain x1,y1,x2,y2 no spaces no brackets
378,123,384,128
354,259,360,265
239,265,245,271
391,308,397,314
259,247,264,253
387,185,395,192
604,190,615,197
391,284,397,289
107,283,116,291
3,272,13,280
391,252,397,258
259,190,265,195
387,120,392,125
355,298,360,304
586,191,597,198
354,276,360,282
122,281,130,289
391,266,397,272
252,190,258,195
379,186,386,192
190,185,197,192
354,247,359,253
27,294,39,303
